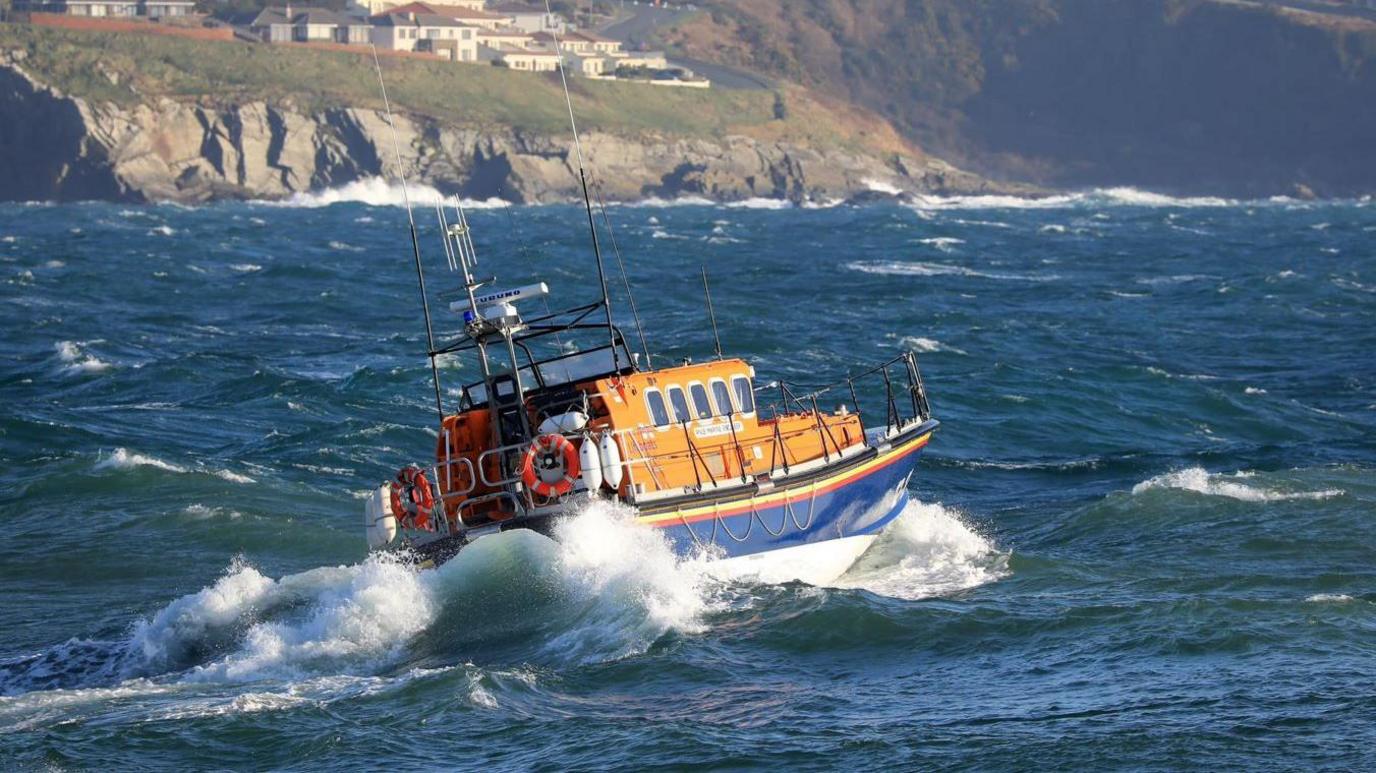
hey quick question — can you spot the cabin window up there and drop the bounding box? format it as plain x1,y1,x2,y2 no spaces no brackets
732,375,755,415
667,385,691,424
710,378,734,415
645,388,669,428
689,382,713,420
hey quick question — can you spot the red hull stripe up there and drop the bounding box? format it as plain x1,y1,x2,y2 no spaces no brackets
638,432,931,528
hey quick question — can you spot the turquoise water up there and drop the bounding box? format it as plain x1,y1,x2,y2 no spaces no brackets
2,189,1374,769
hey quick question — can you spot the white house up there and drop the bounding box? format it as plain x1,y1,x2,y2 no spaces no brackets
371,12,480,61
478,42,560,72
486,2,564,34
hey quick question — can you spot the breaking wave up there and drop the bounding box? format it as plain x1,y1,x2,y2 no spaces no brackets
903,187,1240,211
847,260,1059,282
94,448,255,484
54,340,112,374
835,500,1009,600
0,496,1001,699
1131,467,1345,502
270,179,510,209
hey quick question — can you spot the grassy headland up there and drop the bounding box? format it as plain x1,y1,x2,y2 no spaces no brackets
0,22,918,159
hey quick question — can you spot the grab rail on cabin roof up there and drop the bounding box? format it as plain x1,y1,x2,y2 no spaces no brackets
764,351,933,437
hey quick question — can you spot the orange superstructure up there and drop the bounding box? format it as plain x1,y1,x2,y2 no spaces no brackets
431,356,868,528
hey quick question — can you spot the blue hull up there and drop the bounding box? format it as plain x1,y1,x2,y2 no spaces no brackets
640,428,933,560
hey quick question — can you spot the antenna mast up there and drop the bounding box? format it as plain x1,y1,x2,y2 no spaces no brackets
542,0,619,369
370,46,444,423
701,266,723,359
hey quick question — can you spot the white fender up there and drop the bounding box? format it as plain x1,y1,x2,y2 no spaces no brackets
579,435,603,493
538,411,589,435
599,431,624,490
364,484,397,550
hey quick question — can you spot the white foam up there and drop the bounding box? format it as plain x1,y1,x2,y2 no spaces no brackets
726,197,792,210
616,195,715,208
229,263,262,273
918,236,965,250
1131,467,1344,502
905,187,1235,211
1306,594,1355,604
269,179,509,209
1137,274,1215,286
835,499,1009,600
847,260,1057,282
900,335,967,355
183,558,434,683
214,469,257,484
96,448,186,474
862,178,903,195
539,499,713,662
54,340,112,374
1245,387,1268,395
148,225,176,236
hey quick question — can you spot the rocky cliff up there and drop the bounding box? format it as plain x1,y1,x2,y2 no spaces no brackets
0,50,1000,204
668,0,1376,197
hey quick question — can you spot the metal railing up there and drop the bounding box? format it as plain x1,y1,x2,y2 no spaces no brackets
407,350,934,533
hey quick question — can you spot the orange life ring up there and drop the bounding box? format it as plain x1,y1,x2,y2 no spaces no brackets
389,465,435,530
521,433,580,498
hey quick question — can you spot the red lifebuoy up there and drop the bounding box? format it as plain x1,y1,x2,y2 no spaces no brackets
389,465,435,530
521,434,580,498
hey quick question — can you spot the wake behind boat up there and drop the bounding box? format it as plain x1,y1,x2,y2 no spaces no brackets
359,27,938,585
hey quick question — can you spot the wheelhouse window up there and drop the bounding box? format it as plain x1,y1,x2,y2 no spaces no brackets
710,378,734,416
645,388,669,428
689,382,713,420
667,386,691,424
732,375,755,415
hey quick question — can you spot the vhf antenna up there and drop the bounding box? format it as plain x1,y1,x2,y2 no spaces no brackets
542,0,619,370
370,45,444,424
701,266,723,359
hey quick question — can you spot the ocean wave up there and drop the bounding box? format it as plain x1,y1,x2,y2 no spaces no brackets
899,335,967,355
905,187,1236,211
0,499,713,696
93,448,255,484
847,260,1059,282
615,195,716,208
918,237,965,251
96,448,186,474
54,340,112,374
834,499,1009,600
268,179,510,209
1131,467,1345,503
1305,593,1355,604
726,198,793,210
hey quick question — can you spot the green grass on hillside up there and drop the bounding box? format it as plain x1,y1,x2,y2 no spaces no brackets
0,22,911,155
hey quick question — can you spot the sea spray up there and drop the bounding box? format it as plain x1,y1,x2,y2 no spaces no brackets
835,498,1009,600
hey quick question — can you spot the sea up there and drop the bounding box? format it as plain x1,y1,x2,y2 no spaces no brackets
1,181,1374,769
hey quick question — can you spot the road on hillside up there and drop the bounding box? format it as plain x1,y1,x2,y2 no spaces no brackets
597,4,773,90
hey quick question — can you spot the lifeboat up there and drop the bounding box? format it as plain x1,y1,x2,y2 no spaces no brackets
357,32,937,585
362,250,937,584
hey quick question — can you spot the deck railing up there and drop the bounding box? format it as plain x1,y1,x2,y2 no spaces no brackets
416,350,933,532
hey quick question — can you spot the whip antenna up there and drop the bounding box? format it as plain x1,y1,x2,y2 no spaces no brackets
542,0,619,369
593,179,651,367
701,266,723,359
370,45,444,423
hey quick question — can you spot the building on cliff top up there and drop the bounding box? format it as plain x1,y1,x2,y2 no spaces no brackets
370,11,479,61
248,7,370,44
15,0,194,18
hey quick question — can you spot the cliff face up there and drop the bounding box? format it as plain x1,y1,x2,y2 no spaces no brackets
669,0,1376,197
0,53,995,204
